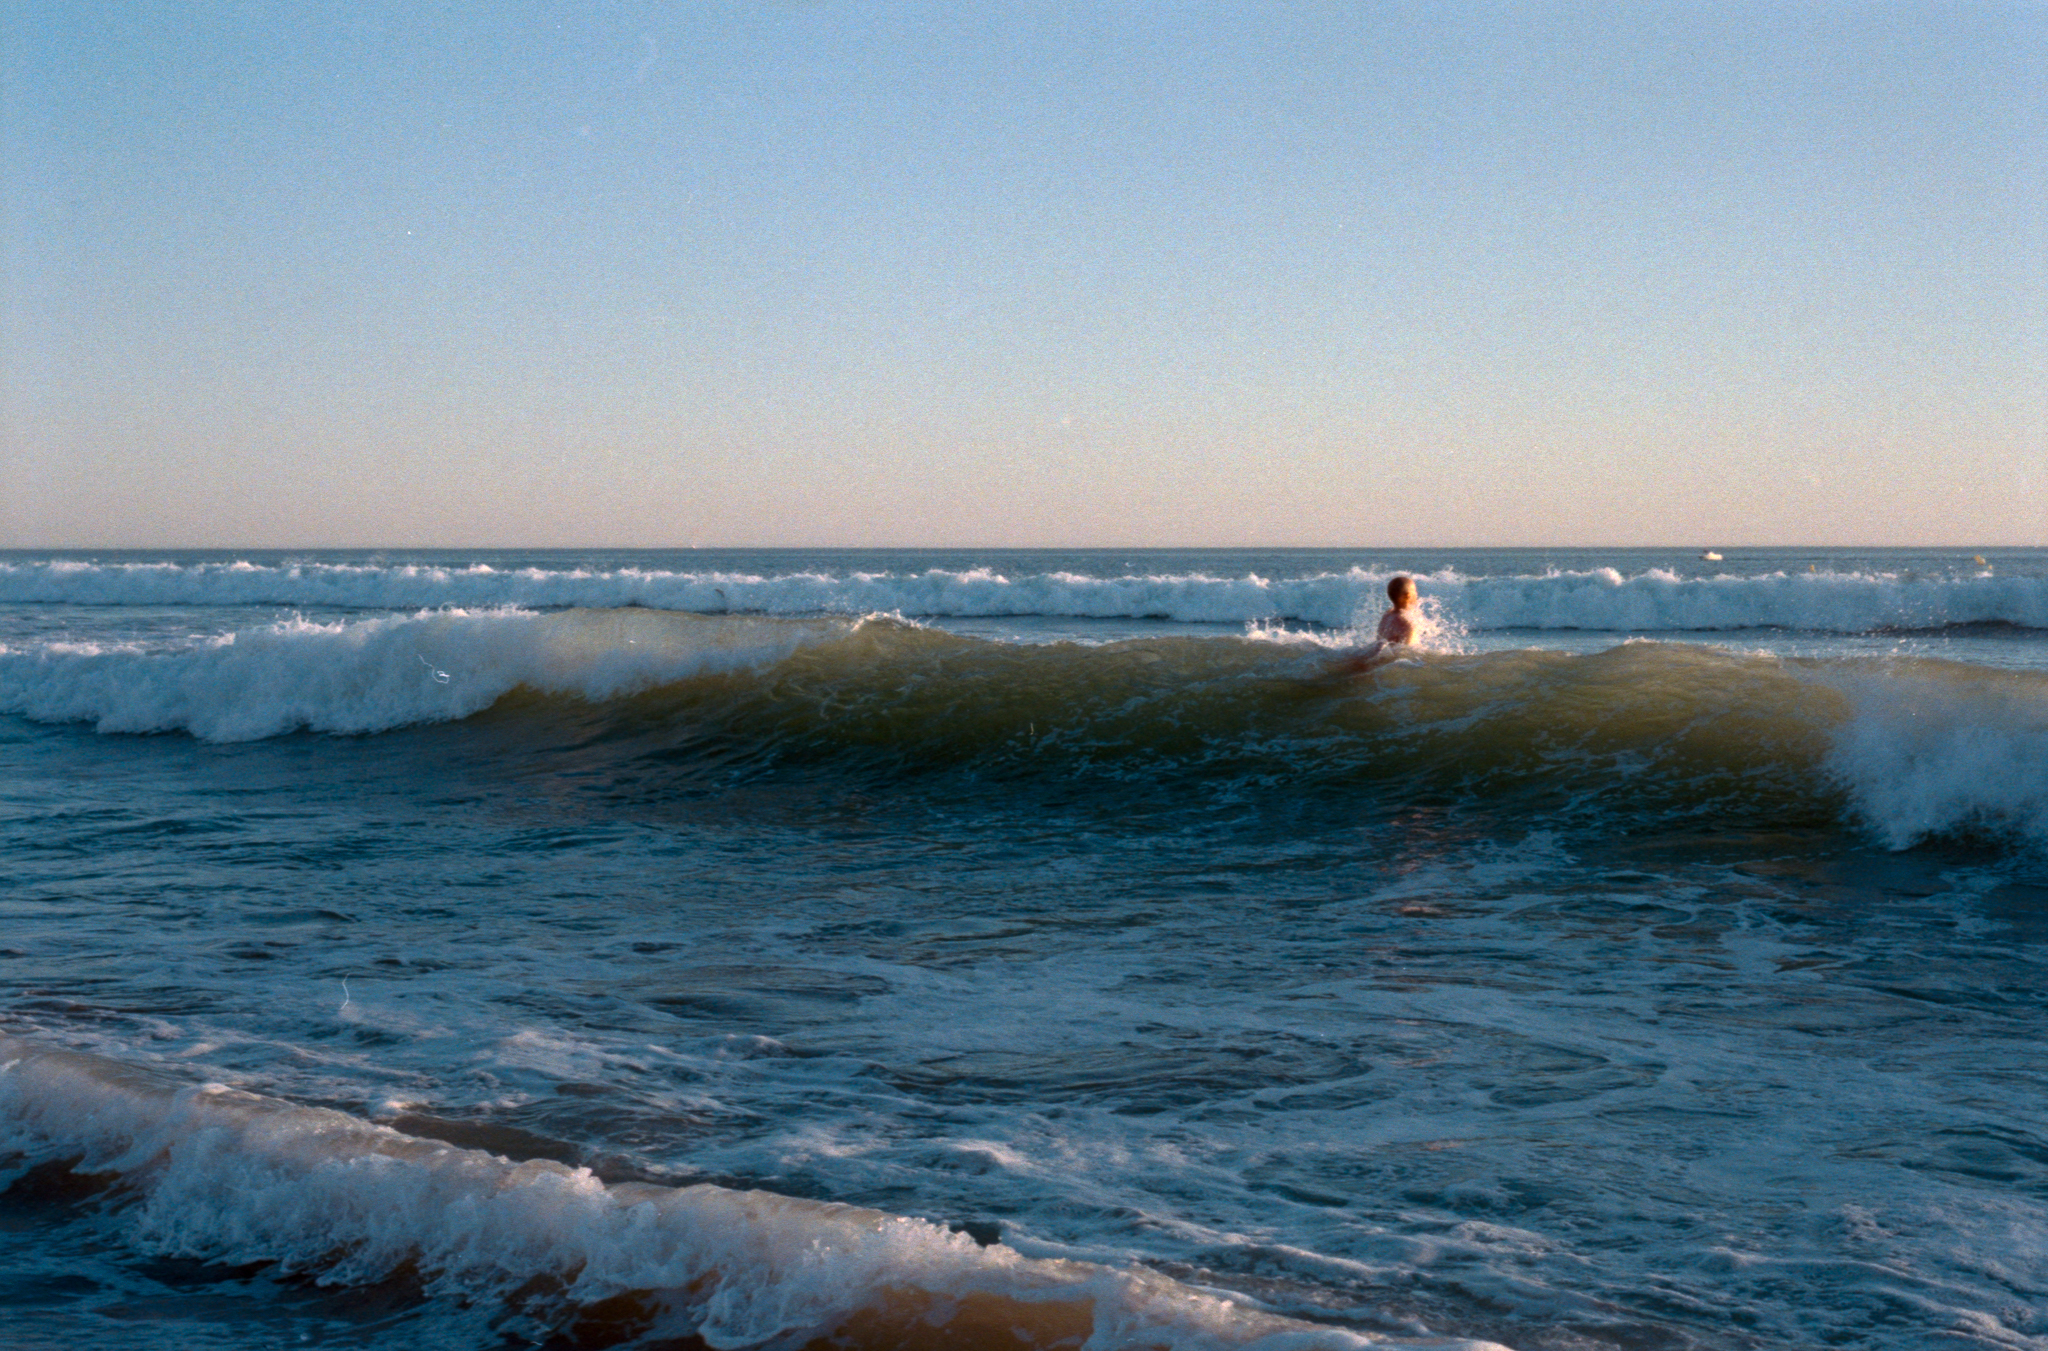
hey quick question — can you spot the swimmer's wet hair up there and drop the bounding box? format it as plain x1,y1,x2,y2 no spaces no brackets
1387,574,1416,602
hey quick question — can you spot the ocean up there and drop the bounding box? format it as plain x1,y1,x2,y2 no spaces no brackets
2,546,2045,1351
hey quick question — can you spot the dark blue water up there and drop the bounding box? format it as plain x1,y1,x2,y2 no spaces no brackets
3,548,2046,1350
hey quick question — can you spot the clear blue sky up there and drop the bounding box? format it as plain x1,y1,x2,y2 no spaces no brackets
2,1,2041,547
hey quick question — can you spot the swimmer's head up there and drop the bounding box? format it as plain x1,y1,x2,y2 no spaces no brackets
1387,574,1418,608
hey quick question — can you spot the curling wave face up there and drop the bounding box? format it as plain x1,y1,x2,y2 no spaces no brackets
4,556,2045,632
4,607,2046,852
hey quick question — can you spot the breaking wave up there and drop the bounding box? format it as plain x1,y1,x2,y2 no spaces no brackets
0,608,852,741
5,558,2045,633
0,1038,1504,1350
3,608,2046,852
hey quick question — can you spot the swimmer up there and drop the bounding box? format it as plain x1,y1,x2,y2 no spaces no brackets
1376,574,1420,646
1331,574,1422,675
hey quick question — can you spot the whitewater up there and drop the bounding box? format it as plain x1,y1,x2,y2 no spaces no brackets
3,546,2047,1351
4,548,2045,633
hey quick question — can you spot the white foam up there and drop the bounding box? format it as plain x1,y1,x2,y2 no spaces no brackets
1822,662,2048,850
1245,595,1467,654
0,608,852,741
0,1038,1508,1351
6,559,2044,632
0,559,1375,624
1448,566,2048,634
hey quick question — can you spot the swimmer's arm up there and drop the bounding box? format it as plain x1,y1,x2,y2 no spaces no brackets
1324,645,1383,679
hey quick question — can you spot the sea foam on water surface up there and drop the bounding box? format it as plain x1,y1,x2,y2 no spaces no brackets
1818,660,2048,850
1446,565,2048,633
0,608,853,741
0,1038,1507,1351
4,558,2045,632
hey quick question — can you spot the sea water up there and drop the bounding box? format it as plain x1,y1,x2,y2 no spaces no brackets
2,547,2045,1351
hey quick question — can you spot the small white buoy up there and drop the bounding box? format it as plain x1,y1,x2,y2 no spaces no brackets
1700,551,1722,562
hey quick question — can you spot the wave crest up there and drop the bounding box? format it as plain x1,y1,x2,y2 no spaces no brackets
6,559,2045,633
5,611,2044,852
1822,664,2048,849
0,608,857,741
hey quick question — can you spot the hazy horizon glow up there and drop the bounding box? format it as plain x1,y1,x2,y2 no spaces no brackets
2,1,2042,548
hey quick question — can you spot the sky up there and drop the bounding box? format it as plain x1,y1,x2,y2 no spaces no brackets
1,0,2042,548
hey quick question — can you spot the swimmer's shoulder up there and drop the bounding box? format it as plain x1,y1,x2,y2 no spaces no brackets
1377,611,1418,644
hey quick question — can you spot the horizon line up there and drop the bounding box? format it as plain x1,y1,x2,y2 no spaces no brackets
0,542,2035,554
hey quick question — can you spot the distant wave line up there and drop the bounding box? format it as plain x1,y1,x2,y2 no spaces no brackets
3,560,2046,634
